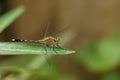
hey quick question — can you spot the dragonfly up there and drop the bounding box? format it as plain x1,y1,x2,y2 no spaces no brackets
11,23,69,65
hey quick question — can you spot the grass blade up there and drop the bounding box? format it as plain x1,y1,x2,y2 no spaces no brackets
0,6,25,32
0,42,75,55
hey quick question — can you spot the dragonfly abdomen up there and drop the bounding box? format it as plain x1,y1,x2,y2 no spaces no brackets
12,39,39,43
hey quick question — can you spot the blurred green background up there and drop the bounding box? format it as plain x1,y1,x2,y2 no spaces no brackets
0,0,120,80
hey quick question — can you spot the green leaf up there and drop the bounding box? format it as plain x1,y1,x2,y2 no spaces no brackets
76,38,120,72
0,42,75,55
100,72,120,80
0,6,25,32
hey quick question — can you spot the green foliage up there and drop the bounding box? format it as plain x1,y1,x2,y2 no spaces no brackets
0,6,25,32
100,72,120,80
0,42,75,55
76,31,120,72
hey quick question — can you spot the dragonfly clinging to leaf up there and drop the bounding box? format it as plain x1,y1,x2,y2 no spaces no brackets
12,23,68,48
11,22,69,65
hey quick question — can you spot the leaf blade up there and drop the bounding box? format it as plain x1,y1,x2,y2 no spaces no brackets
0,6,25,32
0,42,75,55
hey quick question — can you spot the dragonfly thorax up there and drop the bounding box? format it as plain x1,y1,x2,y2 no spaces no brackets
39,36,60,46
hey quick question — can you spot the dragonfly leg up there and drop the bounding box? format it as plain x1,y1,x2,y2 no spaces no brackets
44,44,51,66
56,44,62,48
52,45,58,54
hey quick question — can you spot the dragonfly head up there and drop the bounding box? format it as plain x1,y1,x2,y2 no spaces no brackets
54,37,60,45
